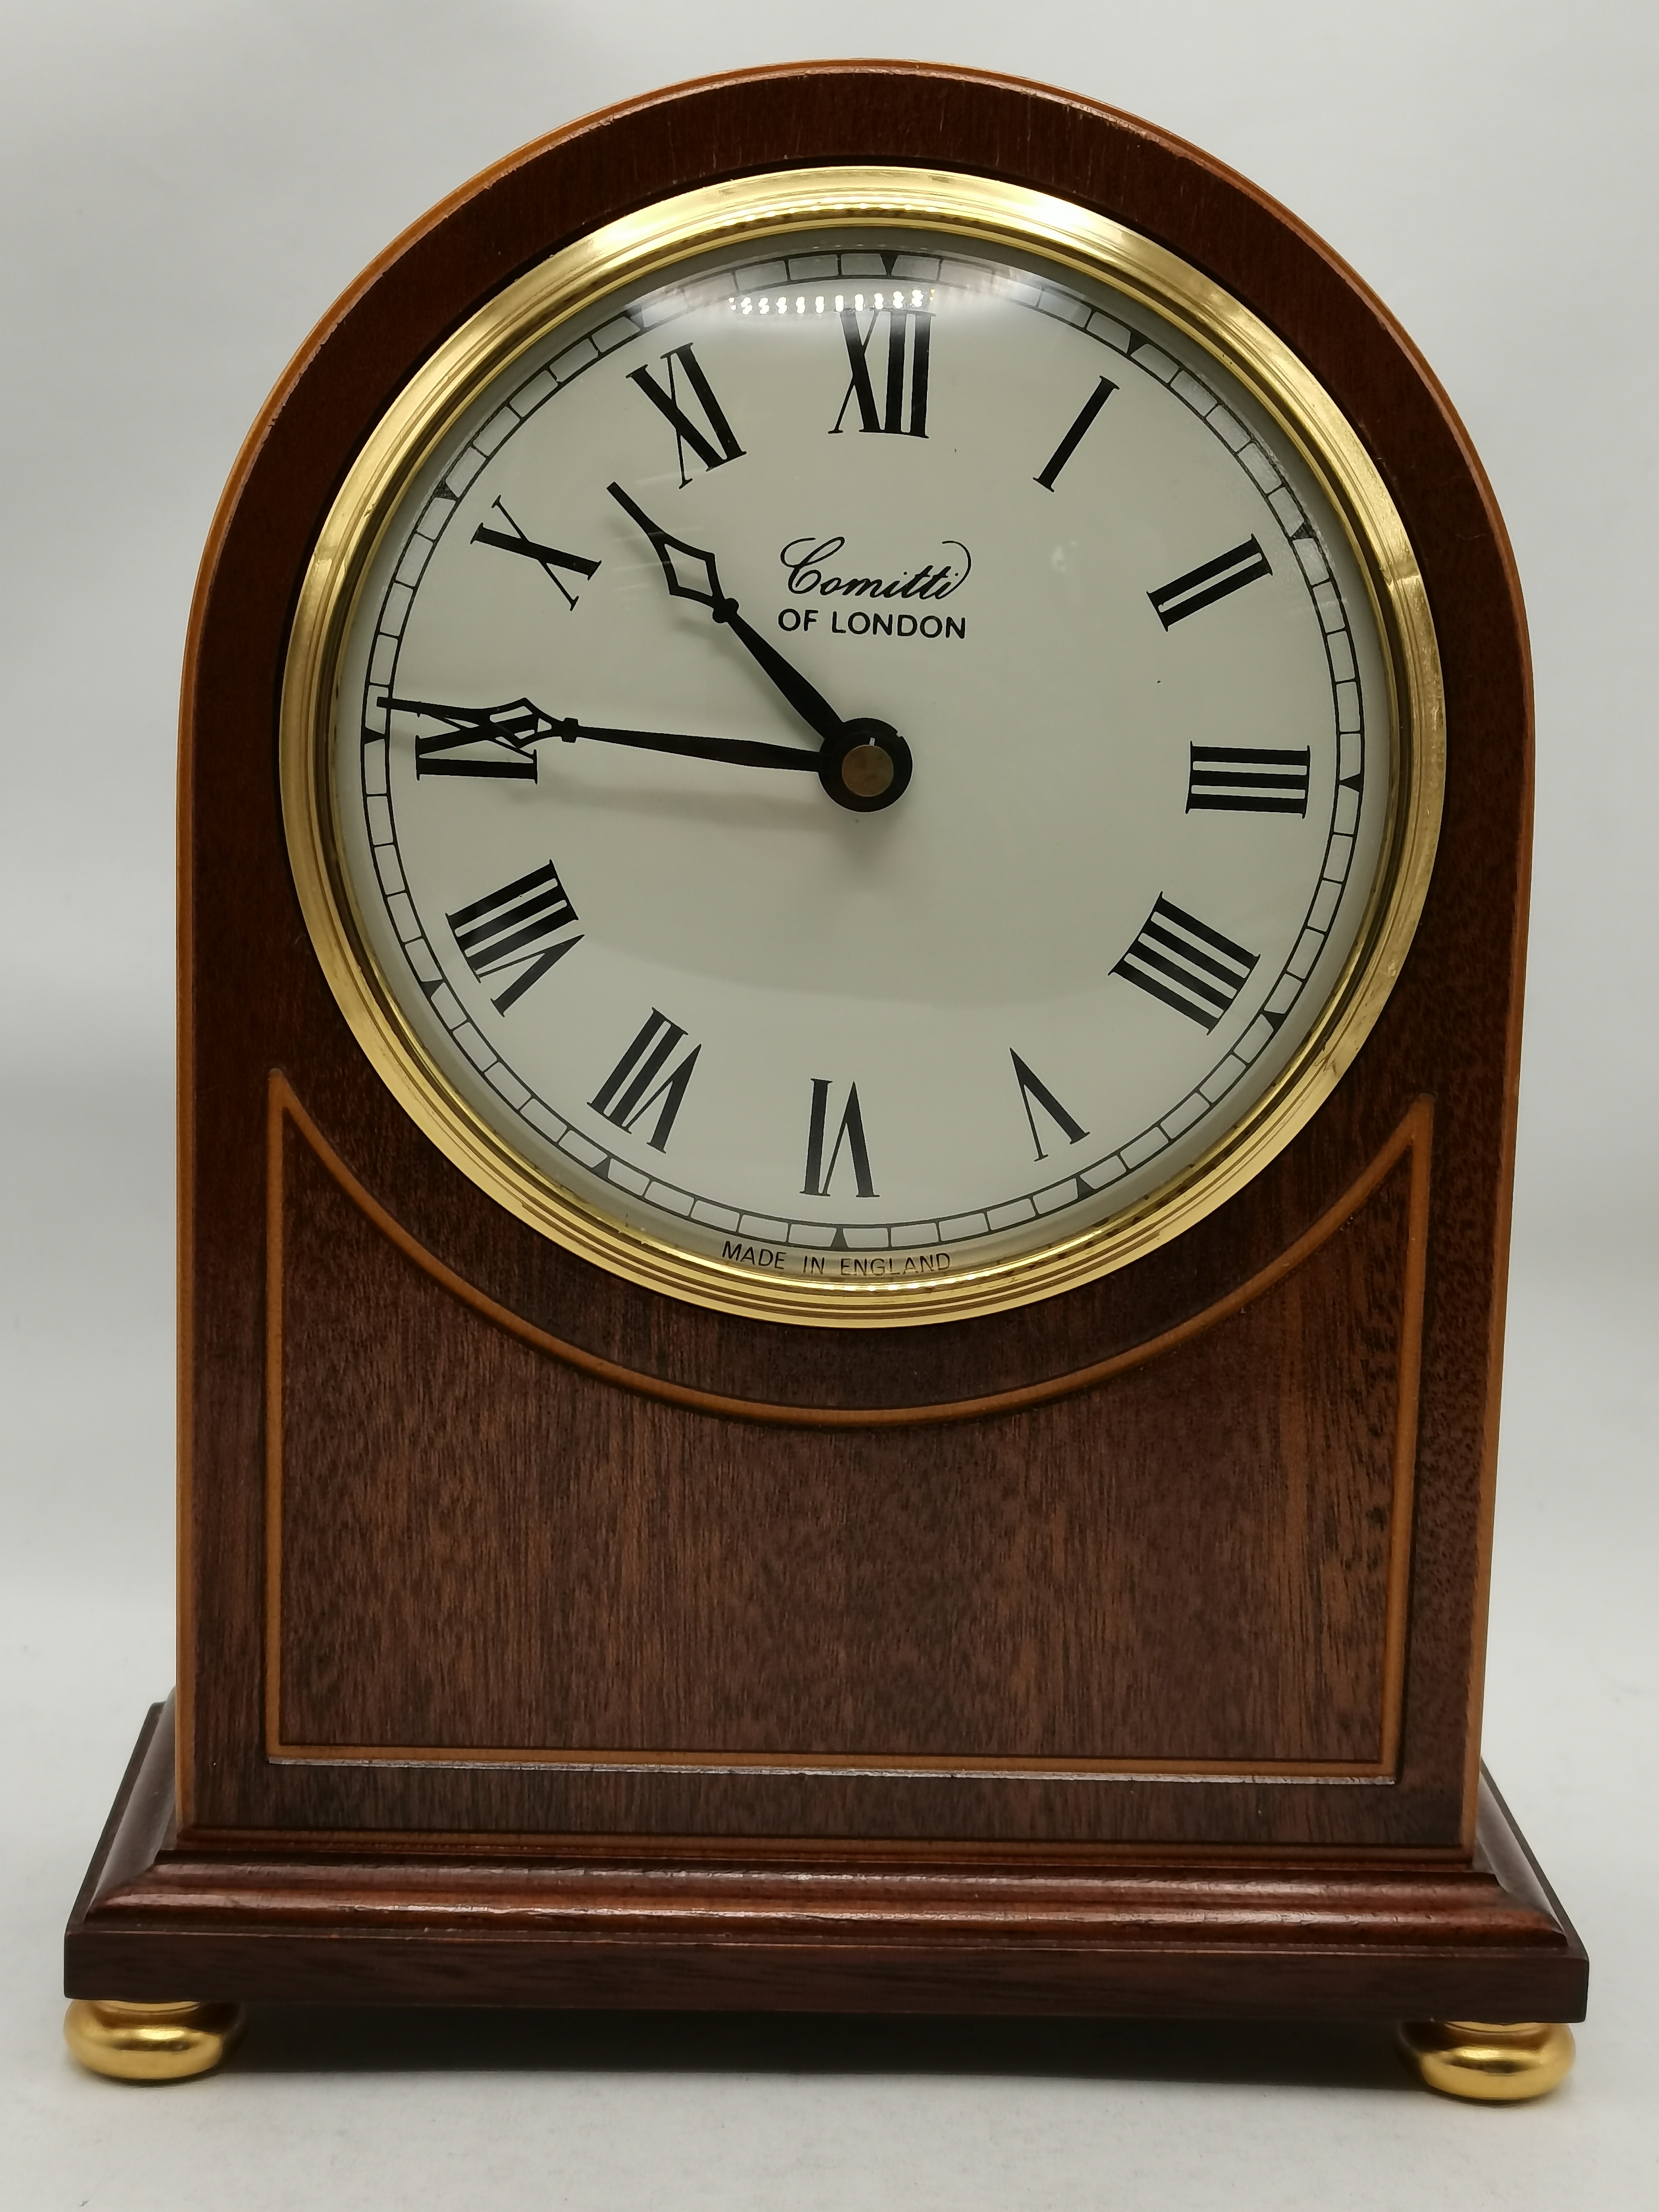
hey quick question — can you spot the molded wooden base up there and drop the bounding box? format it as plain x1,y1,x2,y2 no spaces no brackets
66,1703,1587,2026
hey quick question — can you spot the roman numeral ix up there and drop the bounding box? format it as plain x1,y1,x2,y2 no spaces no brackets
832,306,932,438
627,344,745,485
447,860,581,1013
589,1010,701,1152
1113,897,1259,1031
1187,745,1311,816
1034,376,1116,489
471,498,601,610
1010,1052,1088,1161
388,694,555,781
1148,537,1272,628
802,1079,877,1198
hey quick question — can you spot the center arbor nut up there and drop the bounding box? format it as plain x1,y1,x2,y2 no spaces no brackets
821,718,914,813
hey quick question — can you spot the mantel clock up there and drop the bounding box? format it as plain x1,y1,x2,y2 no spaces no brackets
63,62,1585,2101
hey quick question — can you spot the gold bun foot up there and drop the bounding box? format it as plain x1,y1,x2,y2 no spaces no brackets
1396,2018,1575,2102
64,1999,246,2082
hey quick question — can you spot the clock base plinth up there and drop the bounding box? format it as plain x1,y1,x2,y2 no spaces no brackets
1395,2017,1576,2102
66,1704,1587,2062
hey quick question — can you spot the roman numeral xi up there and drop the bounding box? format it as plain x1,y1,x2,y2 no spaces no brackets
447,860,581,1013
627,344,745,486
589,1010,701,1153
832,305,931,438
1113,897,1259,1031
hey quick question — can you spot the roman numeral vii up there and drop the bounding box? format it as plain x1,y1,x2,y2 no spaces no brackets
589,1010,701,1152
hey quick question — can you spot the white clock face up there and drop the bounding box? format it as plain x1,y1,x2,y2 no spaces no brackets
331,223,1395,1298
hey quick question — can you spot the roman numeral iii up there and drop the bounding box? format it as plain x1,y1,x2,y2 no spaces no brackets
802,1079,877,1198
832,305,932,437
472,498,601,610
1187,745,1311,816
589,1010,701,1152
1148,537,1272,627
447,860,582,1013
1113,897,1259,1030
627,344,745,485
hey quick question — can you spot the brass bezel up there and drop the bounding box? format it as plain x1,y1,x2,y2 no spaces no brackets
280,165,1445,1328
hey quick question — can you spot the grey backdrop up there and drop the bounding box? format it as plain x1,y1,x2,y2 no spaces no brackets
3,2,1654,2204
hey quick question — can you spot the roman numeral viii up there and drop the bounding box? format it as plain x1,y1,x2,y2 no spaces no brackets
627,344,745,485
1187,745,1310,816
1149,537,1272,627
802,1080,877,1198
832,306,932,438
1113,897,1258,1031
589,1010,701,1152
447,860,582,1013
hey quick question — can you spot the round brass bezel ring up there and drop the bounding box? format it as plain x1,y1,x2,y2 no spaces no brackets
280,165,1445,1328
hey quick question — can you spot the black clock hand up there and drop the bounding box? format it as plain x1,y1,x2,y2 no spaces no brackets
383,696,820,774
604,483,912,812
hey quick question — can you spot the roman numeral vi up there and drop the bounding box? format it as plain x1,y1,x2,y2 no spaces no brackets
802,1080,877,1198
1113,897,1259,1030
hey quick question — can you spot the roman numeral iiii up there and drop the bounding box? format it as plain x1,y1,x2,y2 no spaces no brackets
1113,897,1259,1030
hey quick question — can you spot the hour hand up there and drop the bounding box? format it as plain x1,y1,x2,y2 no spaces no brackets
606,482,849,747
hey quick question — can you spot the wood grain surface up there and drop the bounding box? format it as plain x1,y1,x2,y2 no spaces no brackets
175,62,1533,1872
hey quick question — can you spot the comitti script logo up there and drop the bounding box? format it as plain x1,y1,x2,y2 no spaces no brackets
779,536,972,602
777,536,972,641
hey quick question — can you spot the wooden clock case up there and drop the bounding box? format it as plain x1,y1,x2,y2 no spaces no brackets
67,60,1586,2035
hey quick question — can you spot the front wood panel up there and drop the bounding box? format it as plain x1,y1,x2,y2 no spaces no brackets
268,1084,1423,1822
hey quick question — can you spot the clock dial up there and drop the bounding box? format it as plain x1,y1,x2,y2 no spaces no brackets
293,180,1440,1321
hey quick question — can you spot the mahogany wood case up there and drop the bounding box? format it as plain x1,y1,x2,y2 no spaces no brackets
66,61,1587,2022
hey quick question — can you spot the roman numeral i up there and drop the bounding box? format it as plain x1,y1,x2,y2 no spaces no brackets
627,344,745,486
589,1010,701,1153
447,860,582,1013
832,306,931,438
1113,896,1258,1031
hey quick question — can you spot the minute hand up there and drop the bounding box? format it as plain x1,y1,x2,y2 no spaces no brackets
606,481,844,742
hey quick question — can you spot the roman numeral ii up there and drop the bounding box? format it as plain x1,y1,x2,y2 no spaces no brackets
1113,897,1259,1030
1148,538,1272,628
